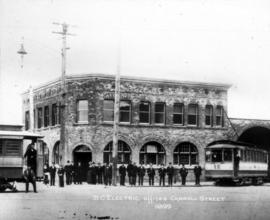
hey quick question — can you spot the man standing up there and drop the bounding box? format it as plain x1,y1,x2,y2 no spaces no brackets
103,163,112,186
119,163,126,186
131,162,138,186
137,164,145,186
194,165,202,185
127,161,133,186
24,142,37,174
49,162,56,186
179,164,188,186
96,163,103,184
166,163,174,187
159,164,166,187
58,165,65,187
64,160,72,185
147,163,155,186
24,165,37,193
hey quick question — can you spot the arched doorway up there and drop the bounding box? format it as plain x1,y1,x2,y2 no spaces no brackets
238,126,270,176
53,141,61,165
73,145,92,181
139,141,166,165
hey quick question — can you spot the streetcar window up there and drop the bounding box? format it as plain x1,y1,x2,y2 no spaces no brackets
0,140,3,155
243,150,247,162
223,149,232,161
212,149,222,162
247,151,251,162
205,150,211,162
5,140,21,156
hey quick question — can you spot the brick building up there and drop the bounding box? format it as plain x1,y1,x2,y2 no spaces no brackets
22,73,234,180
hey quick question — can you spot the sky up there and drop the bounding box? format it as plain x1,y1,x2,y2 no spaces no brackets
1,0,270,124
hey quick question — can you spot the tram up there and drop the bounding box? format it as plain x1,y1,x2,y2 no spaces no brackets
205,140,268,185
0,127,43,190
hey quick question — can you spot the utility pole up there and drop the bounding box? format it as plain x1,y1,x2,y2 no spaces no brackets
53,22,75,165
112,32,122,186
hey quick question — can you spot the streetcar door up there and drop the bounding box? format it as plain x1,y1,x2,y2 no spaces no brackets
233,149,240,177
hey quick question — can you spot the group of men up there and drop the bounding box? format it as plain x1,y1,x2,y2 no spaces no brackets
118,162,202,187
86,162,113,186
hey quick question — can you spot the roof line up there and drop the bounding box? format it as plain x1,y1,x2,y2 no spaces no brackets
22,73,232,94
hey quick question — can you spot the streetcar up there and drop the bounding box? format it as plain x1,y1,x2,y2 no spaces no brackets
0,125,43,191
205,140,268,185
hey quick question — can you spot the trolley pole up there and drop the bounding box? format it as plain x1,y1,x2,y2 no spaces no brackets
53,22,75,165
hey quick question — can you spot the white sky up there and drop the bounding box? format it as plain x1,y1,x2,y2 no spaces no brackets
1,0,270,124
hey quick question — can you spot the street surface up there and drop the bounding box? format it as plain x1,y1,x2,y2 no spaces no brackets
1,181,270,220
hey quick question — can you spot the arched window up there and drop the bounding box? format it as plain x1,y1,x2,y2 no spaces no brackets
53,141,61,165
173,142,198,165
139,142,165,165
103,141,131,164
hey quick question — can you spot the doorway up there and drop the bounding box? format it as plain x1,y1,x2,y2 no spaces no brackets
73,145,92,181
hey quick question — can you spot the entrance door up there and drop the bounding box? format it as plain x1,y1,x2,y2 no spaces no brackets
73,145,92,181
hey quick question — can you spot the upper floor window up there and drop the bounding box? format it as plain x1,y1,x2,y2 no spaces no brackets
120,101,131,123
51,103,58,126
188,104,198,126
139,102,150,123
37,107,43,128
173,103,184,125
216,105,224,127
44,106,49,127
103,100,114,122
77,100,88,123
205,105,213,127
25,111,30,130
154,102,165,124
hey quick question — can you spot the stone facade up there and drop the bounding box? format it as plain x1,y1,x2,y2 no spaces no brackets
22,74,236,180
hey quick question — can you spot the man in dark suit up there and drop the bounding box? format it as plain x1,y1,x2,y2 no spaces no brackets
64,160,72,185
147,164,155,186
166,163,174,187
159,164,166,186
137,164,146,186
179,164,188,186
49,162,57,186
131,162,138,186
24,165,37,193
104,163,113,186
96,163,103,184
119,163,126,186
24,142,37,174
127,161,133,186
194,165,202,185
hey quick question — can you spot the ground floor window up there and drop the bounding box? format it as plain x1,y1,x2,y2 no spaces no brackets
139,142,165,165
103,140,131,164
173,142,198,165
